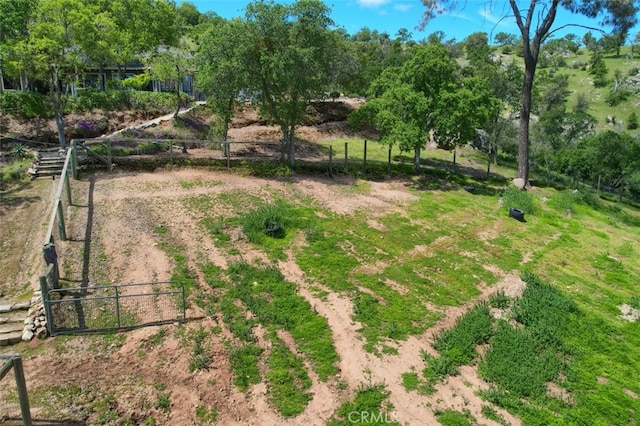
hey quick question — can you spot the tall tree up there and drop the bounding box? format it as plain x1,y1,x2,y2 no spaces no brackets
0,0,37,91
26,0,99,148
420,0,639,186
243,0,336,167
196,18,248,142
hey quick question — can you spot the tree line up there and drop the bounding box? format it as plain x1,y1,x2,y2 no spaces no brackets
1,0,638,196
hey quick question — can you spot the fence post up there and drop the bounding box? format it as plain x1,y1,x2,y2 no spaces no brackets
56,203,67,241
107,139,112,170
363,140,367,173
329,145,333,177
169,141,174,165
42,243,60,289
70,143,78,180
344,142,348,172
388,148,392,174
182,283,187,321
39,274,53,336
64,172,72,206
226,142,230,169
13,355,32,426
597,174,601,198
115,286,121,329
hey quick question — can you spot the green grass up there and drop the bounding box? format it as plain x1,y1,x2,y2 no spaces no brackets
229,344,263,391
265,334,312,417
223,262,339,380
435,409,476,426
423,302,493,380
327,384,399,426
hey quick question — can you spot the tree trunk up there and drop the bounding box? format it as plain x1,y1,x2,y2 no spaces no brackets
174,88,181,118
55,104,66,150
509,0,558,188
413,147,420,174
288,124,295,168
518,60,534,185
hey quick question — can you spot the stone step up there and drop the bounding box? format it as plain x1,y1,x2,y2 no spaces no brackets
38,159,65,166
0,330,23,346
0,323,27,346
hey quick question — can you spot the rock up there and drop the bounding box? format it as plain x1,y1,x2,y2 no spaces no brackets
13,302,30,310
24,317,34,325
0,305,11,314
513,178,526,190
22,328,34,342
35,326,48,339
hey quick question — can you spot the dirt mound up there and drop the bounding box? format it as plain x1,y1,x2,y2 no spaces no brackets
3,99,363,146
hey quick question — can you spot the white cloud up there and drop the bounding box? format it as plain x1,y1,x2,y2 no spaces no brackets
478,8,501,25
394,3,413,12
357,0,391,8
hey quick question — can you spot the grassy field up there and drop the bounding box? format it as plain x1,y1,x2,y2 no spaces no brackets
146,140,640,424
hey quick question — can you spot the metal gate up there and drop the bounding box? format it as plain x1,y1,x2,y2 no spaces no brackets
44,281,186,335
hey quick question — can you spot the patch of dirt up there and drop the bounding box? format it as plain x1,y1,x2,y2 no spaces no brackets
618,304,640,322
0,179,52,300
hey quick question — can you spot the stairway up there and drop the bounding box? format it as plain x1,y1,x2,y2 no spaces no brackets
0,301,29,346
28,149,65,179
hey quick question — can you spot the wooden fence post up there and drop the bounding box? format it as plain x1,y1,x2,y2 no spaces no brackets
107,139,112,170
388,148,392,174
0,355,32,426
363,140,367,173
64,172,72,206
56,203,67,241
13,356,32,426
344,142,348,172
329,145,333,177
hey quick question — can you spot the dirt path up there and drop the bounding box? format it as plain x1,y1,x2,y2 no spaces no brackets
2,168,523,425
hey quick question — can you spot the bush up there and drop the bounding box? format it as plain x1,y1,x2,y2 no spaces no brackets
480,321,563,398
0,91,50,118
514,271,578,350
627,112,638,130
501,187,537,215
241,203,287,242
605,87,631,106
433,302,493,366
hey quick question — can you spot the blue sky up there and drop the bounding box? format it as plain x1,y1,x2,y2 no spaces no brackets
188,0,639,43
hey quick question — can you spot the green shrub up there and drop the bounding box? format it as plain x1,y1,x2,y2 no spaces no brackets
155,393,171,412
328,384,398,426
435,409,475,426
432,302,493,366
229,344,263,391
513,272,578,350
188,327,212,373
489,290,510,309
627,111,638,130
549,190,578,212
605,87,630,106
240,203,287,242
0,91,50,118
501,187,537,214
480,321,563,398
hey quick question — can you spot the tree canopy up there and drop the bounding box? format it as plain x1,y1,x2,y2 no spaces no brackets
419,0,639,185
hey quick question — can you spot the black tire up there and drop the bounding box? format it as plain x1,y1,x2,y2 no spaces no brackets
509,207,525,221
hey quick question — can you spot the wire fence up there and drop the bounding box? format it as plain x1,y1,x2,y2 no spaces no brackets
44,282,186,335
77,136,402,177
